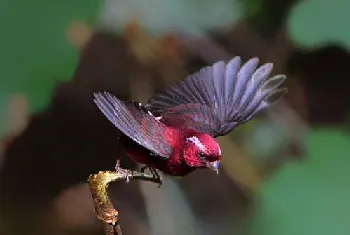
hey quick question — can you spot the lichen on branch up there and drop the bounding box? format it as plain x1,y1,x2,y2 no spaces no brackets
88,170,162,235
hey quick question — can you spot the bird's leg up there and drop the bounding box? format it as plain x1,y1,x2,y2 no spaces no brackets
113,135,132,183
149,167,162,187
139,166,162,187
140,165,148,173
115,159,132,183
115,134,122,167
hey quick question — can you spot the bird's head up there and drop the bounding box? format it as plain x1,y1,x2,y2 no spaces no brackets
183,133,221,174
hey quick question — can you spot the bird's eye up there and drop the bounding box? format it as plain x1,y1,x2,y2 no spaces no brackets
198,152,206,160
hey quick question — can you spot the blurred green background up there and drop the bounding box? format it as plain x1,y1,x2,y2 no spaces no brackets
0,0,100,135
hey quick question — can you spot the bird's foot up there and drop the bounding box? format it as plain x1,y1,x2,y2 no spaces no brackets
141,166,162,187
115,160,132,183
140,165,148,174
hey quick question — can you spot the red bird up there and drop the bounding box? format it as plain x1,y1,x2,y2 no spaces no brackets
93,56,287,181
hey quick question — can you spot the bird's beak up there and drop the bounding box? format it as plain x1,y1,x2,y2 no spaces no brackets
207,161,220,175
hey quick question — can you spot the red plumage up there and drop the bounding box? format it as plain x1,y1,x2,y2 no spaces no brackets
122,128,220,176
93,56,287,178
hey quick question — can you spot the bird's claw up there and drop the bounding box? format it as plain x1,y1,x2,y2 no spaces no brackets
156,180,162,188
115,159,132,183
141,165,162,187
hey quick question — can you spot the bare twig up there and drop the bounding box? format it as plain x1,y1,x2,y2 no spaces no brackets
88,170,162,235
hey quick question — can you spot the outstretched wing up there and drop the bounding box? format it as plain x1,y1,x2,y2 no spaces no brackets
158,103,222,137
93,92,173,158
146,56,287,137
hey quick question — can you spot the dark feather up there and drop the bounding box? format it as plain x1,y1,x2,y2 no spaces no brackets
160,103,221,136
93,92,173,158
146,56,287,136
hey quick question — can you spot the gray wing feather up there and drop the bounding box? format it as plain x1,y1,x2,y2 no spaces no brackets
93,92,173,158
146,56,287,136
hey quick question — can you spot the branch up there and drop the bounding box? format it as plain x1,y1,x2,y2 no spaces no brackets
88,170,162,235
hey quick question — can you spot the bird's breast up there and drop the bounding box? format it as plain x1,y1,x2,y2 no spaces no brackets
121,132,195,176
122,136,161,165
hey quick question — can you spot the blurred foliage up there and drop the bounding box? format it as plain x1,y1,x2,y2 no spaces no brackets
288,0,350,49
242,120,288,164
250,128,350,235
98,0,242,36
240,0,298,36
0,0,101,122
239,0,264,18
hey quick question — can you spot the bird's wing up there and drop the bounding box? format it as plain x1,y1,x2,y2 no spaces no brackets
93,92,173,159
159,103,221,137
146,56,287,137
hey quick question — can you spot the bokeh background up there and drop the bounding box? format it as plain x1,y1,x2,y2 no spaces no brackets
1,0,350,234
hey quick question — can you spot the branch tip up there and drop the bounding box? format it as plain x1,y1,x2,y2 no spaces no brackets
88,169,162,235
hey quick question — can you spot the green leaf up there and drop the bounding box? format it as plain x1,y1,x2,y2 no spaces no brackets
0,0,101,114
250,128,350,235
287,0,350,49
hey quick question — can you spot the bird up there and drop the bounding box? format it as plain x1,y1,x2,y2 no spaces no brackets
93,56,287,183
